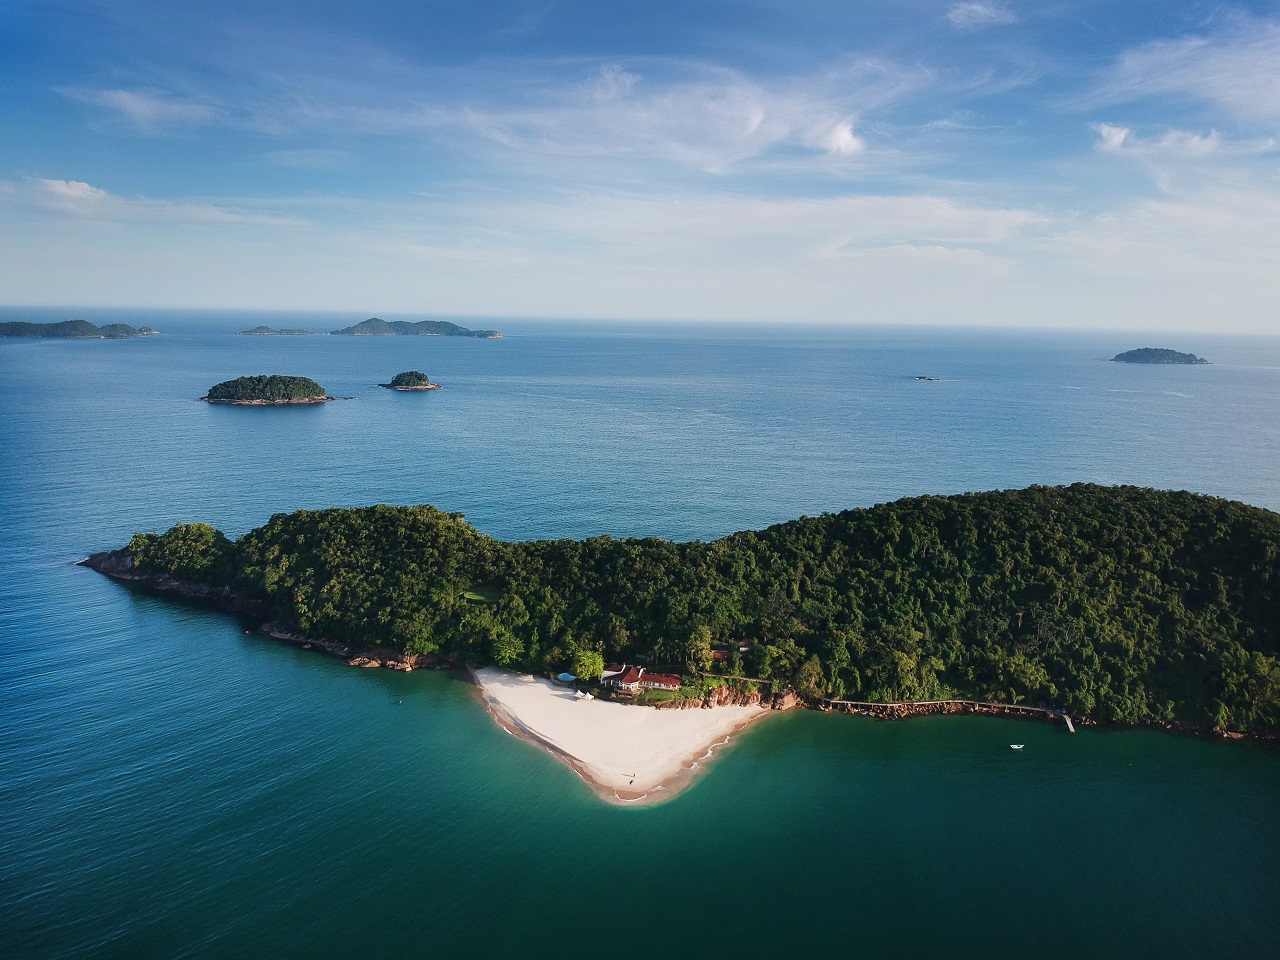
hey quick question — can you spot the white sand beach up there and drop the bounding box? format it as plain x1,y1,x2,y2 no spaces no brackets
471,667,769,803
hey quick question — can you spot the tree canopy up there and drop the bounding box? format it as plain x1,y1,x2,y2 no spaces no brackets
205,375,327,401
123,485,1280,733
0,320,157,338
1112,348,1208,364
389,371,432,387
332,318,501,338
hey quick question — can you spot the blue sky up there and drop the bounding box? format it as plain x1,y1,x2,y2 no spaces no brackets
2,1,1278,331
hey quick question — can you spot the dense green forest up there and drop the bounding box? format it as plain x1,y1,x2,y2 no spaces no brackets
123,485,1280,732
236,326,313,336
204,375,327,401
387,371,432,387
1112,347,1208,364
0,320,157,338
331,317,502,338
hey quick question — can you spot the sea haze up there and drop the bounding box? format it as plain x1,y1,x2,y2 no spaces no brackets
1,310,1278,958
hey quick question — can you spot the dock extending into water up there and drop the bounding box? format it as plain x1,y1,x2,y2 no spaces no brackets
820,697,1078,731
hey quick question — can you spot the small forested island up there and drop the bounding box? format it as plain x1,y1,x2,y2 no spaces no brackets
1112,347,1209,364
201,375,332,405
0,320,159,339
332,317,502,338
237,325,313,336
83,484,1280,736
380,370,441,391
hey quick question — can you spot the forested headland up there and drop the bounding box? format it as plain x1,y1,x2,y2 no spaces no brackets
0,319,158,338
104,485,1279,734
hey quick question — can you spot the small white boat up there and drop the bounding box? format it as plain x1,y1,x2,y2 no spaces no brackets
1010,744,1024,750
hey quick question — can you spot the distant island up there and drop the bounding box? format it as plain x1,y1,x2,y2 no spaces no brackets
332,317,502,338
0,320,159,339
379,370,441,391
1112,347,1209,364
237,326,313,336
201,375,332,405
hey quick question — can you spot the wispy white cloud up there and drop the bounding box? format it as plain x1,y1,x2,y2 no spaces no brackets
1092,18,1280,126
946,3,1017,30
1094,123,1275,159
1045,185,1280,283
583,63,641,102
57,57,925,175
446,60,927,173
57,87,221,131
370,188,1040,278
22,178,303,226
348,188,1040,322
6,173,1276,329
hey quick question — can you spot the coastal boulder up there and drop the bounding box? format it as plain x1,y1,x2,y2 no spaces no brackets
703,685,764,708
769,688,799,711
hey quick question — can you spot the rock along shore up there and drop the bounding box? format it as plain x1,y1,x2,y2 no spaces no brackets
78,549,452,671
200,395,335,405
77,550,1275,742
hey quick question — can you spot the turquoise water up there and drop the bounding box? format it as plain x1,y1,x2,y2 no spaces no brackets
2,311,1279,957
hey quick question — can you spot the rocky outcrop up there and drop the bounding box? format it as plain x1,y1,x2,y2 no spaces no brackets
79,551,455,673
80,549,265,613
769,688,799,710
200,396,334,405
704,685,762,708
654,684,801,711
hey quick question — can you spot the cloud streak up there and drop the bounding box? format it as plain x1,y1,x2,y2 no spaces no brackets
24,178,303,226
1094,123,1276,159
58,87,221,131
57,56,928,176
1091,18,1280,126
11,3,1280,331
946,3,1017,30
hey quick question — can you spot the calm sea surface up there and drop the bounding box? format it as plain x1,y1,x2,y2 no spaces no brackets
2,309,1278,958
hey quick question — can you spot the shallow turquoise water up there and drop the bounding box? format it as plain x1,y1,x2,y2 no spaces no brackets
2,312,1278,957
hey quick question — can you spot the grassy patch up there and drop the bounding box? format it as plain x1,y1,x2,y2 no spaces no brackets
636,689,679,705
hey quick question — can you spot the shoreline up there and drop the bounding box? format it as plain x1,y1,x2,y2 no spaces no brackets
200,395,334,405
468,666,769,805
76,552,1280,747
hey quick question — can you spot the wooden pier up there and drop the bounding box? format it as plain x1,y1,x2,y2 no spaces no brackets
820,696,1081,731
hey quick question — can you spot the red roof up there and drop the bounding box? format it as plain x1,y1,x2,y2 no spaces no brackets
640,672,681,689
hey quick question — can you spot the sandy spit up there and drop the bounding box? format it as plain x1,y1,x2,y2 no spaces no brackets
470,667,769,805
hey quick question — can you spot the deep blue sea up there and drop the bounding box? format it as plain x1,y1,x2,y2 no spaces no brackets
2,308,1279,958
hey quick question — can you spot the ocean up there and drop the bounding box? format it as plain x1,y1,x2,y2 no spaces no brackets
2,308,1278,958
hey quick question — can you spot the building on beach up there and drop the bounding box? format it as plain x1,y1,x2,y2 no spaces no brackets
601,664,681,692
